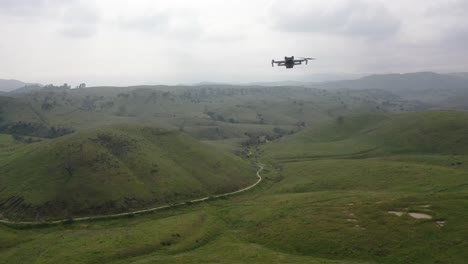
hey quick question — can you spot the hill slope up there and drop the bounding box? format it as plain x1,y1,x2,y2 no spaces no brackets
263,111,468,161
0,126,255,221
0,79,26,92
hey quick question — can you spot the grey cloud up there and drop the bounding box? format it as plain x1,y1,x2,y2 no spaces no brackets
0,0,98,38
0,0,46,10
271,0,400,39
421,1,468,50
439,24,468,51
119,14,170,33
58,24,97,38
118,12,202,39
202,33,245,43
425,0,468,17
0,0,76,17
57,4,101,38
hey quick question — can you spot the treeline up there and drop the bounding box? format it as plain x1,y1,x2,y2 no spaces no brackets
0,121,74,138
242,127,295,147
29,86,328,110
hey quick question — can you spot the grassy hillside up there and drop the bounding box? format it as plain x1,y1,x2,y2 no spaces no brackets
262,111,468,162
250,110,468,263
1,85,467,263
0,126,255,221
0,111,467,263
0,84,423,142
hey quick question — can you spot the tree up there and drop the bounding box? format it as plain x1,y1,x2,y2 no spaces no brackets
337,116,344,124
64,161,74,177
78,83,86,89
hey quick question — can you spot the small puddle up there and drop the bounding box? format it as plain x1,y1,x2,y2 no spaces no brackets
418,204,431,208
436,221,446,227
408,212,432,219
388,211,404,216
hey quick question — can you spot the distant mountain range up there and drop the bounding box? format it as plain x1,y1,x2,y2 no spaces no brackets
311,72,467,93
3,72,468,109
8,84,44,94
310,72,468,110
192,72,468,110
0,79,42,93
0,79,27,92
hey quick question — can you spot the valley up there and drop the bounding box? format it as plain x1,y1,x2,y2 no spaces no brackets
0,73,467,263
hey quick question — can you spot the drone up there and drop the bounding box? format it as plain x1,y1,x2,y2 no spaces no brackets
271,56,316,69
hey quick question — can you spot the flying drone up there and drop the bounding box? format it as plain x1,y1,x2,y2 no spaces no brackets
271,56,315,69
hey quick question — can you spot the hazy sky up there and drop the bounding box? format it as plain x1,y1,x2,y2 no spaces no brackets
1,0,467,86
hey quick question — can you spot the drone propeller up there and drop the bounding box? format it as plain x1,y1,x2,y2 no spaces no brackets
298,57,316,60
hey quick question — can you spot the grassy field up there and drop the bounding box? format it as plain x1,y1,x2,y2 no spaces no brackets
0,110,467,263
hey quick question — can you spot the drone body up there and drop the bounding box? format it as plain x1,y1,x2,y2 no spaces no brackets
272,56,315,68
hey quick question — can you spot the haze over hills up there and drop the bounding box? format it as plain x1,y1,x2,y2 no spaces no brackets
0,79,28,93
0,79,44,94
447,72,468,80
308,72,468,110
3,71,467,92
8,84,43,95
312,72,468,93
129,71,468,111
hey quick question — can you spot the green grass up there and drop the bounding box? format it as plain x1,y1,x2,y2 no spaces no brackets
0,126,256,221
1,105,467,263
0,134,16,147
250,110,468,263
262,111,468,162
1,154,465,263
0,204,369,264
247,160,467,263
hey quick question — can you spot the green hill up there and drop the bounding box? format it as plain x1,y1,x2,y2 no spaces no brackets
0,126,255,221
263,111,468,162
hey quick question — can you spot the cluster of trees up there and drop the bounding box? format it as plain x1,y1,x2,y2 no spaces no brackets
242,127,295,147
0,121,74,138
11,134,42,143
89,132,137,156
205,111,236,123
42,83,85,90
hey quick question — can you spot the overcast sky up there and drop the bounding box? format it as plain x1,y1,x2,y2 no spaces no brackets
0,0,467,86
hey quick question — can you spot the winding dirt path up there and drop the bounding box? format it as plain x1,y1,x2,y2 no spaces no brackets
0,163,264,225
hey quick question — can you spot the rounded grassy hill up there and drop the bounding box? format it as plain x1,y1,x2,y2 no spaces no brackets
0,126,255,221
